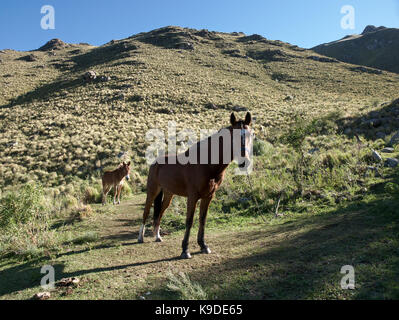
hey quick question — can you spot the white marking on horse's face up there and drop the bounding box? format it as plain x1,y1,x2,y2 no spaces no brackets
241,127,253,160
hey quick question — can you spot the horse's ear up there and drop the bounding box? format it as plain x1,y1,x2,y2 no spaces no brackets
122,161,126,166
244,112,252,126
127,161,131,166
230,113,237,126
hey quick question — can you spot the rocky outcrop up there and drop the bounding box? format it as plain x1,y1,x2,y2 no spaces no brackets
38,38,69,51
312,25,399,73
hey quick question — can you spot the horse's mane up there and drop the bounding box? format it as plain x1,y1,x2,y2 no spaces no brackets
182,125,233,157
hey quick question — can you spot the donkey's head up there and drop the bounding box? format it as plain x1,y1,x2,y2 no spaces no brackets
121,161,131,180
230,112,253,169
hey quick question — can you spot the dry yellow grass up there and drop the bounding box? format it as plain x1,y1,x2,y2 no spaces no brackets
0,26,398,190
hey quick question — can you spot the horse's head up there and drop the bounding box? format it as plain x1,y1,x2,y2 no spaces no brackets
230,112,253,169
122,161,131,180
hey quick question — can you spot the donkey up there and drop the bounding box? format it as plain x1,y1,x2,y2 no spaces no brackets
138,112,253,259
102,161,131,205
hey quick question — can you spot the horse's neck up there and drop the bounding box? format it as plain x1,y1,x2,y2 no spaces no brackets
196,127,233,176
114,167,125,181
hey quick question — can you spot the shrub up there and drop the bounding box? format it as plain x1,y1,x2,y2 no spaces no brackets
385,183,399,196
0,183,46,229
83,186,102,204
62,194,79,210
0,183,57,259
253,139,272,156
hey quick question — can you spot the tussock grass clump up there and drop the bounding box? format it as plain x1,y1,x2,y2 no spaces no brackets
166,271,208,300
252,138,273,156
69,204,94,221
70,231,99,245
0,183,57,259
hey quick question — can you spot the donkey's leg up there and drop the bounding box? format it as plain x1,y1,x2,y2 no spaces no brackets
154,191,174,242
197,196,213,254
102,184,111,205
181,196,198,259
113,184,118,205
138,186,161,243
117,183,123,204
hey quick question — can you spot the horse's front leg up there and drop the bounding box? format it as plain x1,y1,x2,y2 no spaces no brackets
198,196,213,254
181,196,198,259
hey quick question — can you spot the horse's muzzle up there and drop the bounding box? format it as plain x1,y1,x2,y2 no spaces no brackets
125,175,130,180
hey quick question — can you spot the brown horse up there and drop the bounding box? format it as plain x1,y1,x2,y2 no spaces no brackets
102,161,131,205
138,112,253,259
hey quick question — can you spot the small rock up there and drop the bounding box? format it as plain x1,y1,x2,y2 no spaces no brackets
283,95,293,101
385,158,399,168
33,292,51,300
56,277,80,287
100,75,111,82
83,70,97,82
371,149,382,162
381,147,394,153
176,42,194,50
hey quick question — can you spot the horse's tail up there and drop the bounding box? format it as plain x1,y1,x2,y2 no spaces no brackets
153,189,163,223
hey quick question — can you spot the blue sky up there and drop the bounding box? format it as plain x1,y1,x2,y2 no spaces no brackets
0,0,398,51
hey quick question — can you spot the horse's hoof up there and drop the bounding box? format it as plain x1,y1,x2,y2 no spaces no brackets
155,237,163,242
138,238,144,243
180,251,192,259
201,247,211,254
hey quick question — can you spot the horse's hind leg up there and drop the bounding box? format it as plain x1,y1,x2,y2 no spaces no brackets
138,185,160,243
181,195,199,259
153,190,174,242
197,196,213,254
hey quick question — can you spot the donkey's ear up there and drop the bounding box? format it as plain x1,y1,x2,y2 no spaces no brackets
244,112,252,126
230,113,237,126
122,161,126,166
127,161,131,166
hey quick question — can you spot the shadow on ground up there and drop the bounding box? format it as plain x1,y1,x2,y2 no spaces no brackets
337,97,399,141
1,171,398,299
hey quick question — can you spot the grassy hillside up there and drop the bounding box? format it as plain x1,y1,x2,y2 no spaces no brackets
312,26,399,74
1,25,398,190
1,26,399,300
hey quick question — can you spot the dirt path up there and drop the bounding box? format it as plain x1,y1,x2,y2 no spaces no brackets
1,192,397,300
